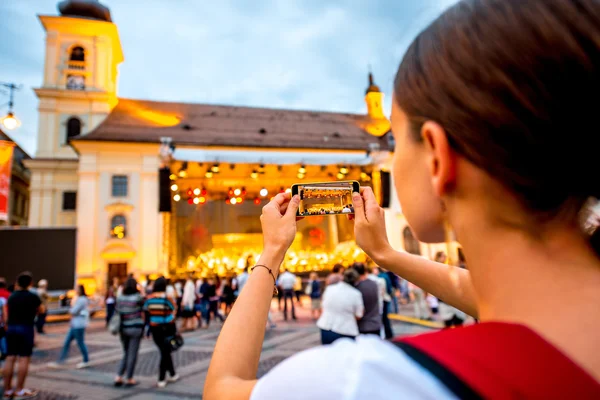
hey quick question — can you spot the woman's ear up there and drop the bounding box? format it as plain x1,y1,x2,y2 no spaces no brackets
421,121,456,197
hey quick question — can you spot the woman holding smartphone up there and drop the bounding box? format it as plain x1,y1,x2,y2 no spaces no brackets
204,0,600,398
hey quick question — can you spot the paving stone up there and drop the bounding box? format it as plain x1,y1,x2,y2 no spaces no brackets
256,355,289,379
31,345,106,365
89,350,213,376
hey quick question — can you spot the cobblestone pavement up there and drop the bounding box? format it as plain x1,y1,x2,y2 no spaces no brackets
1,300,435,400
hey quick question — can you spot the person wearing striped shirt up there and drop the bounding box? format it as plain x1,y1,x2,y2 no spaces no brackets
114,277,145,387
143,277,179,388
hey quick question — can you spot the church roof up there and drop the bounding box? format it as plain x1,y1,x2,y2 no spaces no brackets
57,0,111,22
75,98,392,151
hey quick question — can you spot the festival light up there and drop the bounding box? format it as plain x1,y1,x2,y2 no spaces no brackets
173,194,181,202
193,197,200,205
169,174,177,181
230,197,238,205
199,196,207,204
298,165,307,174
228,187,234,196
211,163,220,173
234,188,242,196
285,188,292,194
254,197,261,205
236,196,243,203
297,173,305,179
337,172,345,180
187,198,193,204
250,170,259,179
260,188,268,197
201,188,207,196
187,188,193,197
205,171,214,179
241,187,247,196
171,184,178,192
193,188,201,196
1,112,20,130
340,166,349,175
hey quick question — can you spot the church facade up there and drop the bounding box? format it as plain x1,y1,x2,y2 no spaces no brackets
25,1,447,293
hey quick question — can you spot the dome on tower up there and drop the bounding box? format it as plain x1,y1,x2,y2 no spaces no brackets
365,72,381,95
58,0,112,22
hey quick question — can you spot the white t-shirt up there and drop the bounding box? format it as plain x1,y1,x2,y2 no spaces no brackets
278,272,296,290
251,335,456,400
316,281,364,336
427,294,439,308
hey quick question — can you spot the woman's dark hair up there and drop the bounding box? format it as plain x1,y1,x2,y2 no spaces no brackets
123,277,139,295
332,264,343,274
395,0,600,248
343,269,360,286
153,277,167,293
78,284,87,297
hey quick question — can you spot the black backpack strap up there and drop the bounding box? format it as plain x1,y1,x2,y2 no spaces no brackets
393,341,483,400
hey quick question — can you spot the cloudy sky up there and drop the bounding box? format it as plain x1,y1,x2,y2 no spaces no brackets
0,0,457,155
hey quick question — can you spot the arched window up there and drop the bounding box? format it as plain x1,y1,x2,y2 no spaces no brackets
70,46,85,62
66,117,82,140
110,215,127,239
403,226,421,255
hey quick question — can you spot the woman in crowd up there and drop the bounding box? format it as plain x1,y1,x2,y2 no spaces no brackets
50,285,90,369
207,278,225,325
181,274,197,331
220,278,235,316
316,269,363,345
114,277,144,387
204,1,600,398
143,277,179,388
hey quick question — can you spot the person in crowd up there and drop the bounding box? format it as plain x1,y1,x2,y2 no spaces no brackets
194,278,205,328
112,277,122,297
0,278,10,300
326,264,343,286
354,264,382,337
408,282,430,320
204,1,600,398
316,269,364,345
221,278,235,316
293,276,303,306
181,274,197,331
199,278,224,327
278,269,297,321
387,271,401,314
373,266,394,339
306,272,322,320
35,279,49,334
3,272,41,399
236,267,249,298
165,279,176,300
105,286,117,327
114,277,145,387
143,277,179,388
50,284,90,369
145,277,154,296
209,277,225,324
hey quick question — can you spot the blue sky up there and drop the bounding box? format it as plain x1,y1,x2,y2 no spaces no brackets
0,0,457,155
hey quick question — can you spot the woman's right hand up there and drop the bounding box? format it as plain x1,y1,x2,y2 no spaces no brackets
352,187,394,263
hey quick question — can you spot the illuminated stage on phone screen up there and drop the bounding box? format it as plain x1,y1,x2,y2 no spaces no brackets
295,181,358,216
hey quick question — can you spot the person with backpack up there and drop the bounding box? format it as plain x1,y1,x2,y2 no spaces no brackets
203,1,600,398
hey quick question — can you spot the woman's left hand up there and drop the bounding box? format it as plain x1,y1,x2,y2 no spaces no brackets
260,193,300,256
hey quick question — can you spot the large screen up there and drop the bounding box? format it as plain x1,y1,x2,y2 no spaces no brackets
293,181,359,217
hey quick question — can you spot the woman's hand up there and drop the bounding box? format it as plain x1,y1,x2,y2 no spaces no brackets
260,193,300,257
352,187,394,263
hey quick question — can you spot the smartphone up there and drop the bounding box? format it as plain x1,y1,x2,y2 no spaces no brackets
291,181,360,217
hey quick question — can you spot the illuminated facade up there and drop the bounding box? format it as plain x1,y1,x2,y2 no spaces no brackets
25,1,446,293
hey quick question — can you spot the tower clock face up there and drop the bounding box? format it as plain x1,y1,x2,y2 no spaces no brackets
66,74,85,90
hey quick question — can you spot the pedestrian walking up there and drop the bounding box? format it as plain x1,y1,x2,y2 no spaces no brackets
316,269,364,344
49,285,90,369
0,278,9,360
220,278,235,316
35,279,49,334
181,275,196,331
408,282,430,320
114,278,145,387
278,269,297,321
143,277,179,388
205,278,224,325
3,272,41,399
373,267,394,339
105,286,116,327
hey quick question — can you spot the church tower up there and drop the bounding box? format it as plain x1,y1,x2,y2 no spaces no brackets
363,72,391,137
26,0,123,226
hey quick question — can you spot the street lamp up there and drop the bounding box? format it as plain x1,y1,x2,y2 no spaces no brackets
1,83,21,131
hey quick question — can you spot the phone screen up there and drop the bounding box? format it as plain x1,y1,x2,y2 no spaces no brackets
292,181,360,217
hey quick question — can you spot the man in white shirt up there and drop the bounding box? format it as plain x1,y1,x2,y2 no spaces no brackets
236,267,250,296
278,269,297,321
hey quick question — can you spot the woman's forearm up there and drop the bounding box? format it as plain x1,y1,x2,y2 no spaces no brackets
375,249,479,318
204,249,284,400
